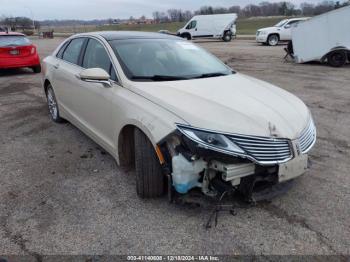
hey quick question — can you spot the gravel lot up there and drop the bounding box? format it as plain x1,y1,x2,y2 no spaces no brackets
0,37,349,259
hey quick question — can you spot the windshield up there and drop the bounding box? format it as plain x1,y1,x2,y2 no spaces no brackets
109,39,233,81
274,19,288,27
0,36,31,47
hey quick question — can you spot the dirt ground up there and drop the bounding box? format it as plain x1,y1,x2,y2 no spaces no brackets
0,38,349,259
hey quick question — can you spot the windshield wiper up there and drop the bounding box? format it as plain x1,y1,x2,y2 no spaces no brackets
193,72,231,79
131,75,189,81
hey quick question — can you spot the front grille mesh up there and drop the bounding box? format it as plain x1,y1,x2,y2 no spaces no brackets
228,134,292,164
299,119,316,153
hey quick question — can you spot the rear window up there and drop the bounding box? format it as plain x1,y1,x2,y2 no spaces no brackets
0,36,31,47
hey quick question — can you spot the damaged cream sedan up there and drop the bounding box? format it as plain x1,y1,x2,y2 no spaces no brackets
42,31,316,200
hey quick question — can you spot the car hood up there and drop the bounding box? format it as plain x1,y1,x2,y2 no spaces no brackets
128,73,310,139
258,27,277,32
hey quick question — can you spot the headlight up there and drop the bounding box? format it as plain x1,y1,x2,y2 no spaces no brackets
177,125,245,155
260,31,267,35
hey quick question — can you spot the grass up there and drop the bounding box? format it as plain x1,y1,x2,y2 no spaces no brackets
46,17,287,36
236,17,285,35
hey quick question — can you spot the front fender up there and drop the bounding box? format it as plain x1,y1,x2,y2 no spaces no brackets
113,87,188,164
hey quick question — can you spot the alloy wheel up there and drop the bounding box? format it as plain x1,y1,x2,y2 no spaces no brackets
47,88,58,120
268,35,279,46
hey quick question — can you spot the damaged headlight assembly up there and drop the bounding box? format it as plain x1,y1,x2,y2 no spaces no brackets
176,124,246,157
171,125,256,196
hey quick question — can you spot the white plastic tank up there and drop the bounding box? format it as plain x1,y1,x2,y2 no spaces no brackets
171,154,206,194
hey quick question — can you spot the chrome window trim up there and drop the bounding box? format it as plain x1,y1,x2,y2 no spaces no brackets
53,35,123,86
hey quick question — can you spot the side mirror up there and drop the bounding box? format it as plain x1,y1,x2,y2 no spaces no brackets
284,24,291,29
78,68,112,87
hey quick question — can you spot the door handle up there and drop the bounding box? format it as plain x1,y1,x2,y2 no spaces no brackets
53,64,60,69
195,28,197,31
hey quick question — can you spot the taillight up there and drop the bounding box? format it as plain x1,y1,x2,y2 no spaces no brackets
31,47,35,54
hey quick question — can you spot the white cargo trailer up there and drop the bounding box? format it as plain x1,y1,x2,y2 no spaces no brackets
177,14,238,42
291,6,350,67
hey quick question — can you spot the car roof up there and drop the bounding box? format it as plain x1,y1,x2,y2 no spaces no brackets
288,17,309,21
0,32,25,36
89,31,181,41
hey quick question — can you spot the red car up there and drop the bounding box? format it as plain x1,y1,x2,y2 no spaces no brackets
0,32,41,73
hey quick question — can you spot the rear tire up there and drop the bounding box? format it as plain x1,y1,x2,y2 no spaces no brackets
46,85,64,123
134,128,164,198
222,31,232,42
32,65,41,73
267,34,279,46
327,51,347,67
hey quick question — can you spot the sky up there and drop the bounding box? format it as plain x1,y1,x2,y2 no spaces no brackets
0,0,338,20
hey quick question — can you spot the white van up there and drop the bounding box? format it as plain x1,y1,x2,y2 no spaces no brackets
177,14,238,42
291,6,350,67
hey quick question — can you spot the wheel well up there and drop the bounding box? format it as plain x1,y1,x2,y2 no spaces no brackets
43,79,51,94
268,33,279,41
118,125,136,168
181,32,191,39
322,48,350,62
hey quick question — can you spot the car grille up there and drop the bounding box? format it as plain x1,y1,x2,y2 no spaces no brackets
228,134,292,165
298,119,316,153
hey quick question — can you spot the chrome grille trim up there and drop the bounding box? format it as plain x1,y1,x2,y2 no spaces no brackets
299,118,317,154
228,135,292,164
177,121,316,166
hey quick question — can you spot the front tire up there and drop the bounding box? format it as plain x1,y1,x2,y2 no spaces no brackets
134,128,165,198
327,51,347,67
181,33,191,40
267,34,279,46
32,65,41,73
46,85,64,123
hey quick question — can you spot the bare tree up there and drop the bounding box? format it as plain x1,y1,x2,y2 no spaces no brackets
152,11,161,23
228,6,241,14
167,9,182,22
314,1,335,15
300,2,315,15
182,10,193,21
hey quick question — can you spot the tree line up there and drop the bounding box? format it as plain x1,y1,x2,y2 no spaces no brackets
1,0,349,28
153,1,350,23
0,16,41,30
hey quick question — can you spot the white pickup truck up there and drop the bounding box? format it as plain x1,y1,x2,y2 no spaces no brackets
256,18,309,46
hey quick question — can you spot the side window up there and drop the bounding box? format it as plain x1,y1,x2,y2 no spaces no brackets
285,20,299,28
186,20,197,30
56,41,69,59
62,38,85,65
82,39,111,73
191,21,197,29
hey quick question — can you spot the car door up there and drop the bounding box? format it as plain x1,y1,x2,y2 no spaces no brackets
280,20,300,41
70,37,118,152
186,20,199,37
51,37,87,115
